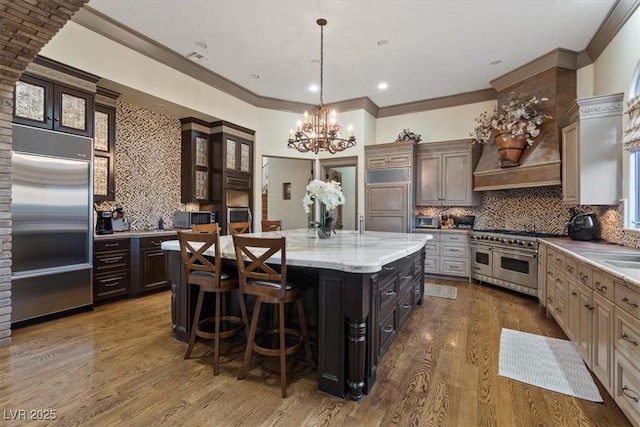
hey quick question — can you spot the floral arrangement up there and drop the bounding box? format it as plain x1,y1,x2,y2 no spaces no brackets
303,179,345,233
471,93,552,146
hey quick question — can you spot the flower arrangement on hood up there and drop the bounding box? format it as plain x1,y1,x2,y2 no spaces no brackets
471,93,552,146
303,179,345,231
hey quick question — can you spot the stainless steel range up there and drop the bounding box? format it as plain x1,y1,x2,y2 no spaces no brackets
470,229,561,297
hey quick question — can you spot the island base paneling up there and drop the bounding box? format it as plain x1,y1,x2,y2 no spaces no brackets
167,248,425,400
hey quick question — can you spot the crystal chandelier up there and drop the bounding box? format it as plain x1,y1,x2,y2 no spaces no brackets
288,18,356,154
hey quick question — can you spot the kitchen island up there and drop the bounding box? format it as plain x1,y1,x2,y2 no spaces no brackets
162,229,430,400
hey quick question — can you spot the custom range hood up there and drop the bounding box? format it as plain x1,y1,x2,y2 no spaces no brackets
474,58,577,191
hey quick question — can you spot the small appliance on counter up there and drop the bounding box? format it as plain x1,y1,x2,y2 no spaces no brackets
567,211,601,241
174,211,218,228
415,215,439,229
95,210,113,235
111,204,130,231
452,215,475,229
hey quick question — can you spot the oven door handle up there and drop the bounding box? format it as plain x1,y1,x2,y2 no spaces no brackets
470,243,492,250
493,248,537,259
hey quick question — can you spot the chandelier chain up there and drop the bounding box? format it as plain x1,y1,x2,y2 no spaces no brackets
319,22,324,106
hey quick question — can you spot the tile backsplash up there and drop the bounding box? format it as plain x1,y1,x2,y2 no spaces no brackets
415,185,640,249
94,101,198,229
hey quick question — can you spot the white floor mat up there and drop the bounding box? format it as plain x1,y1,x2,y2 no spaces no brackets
423,283,457,299
498,328,603,402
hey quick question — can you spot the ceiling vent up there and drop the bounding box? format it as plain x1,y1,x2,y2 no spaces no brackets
185,51,207,61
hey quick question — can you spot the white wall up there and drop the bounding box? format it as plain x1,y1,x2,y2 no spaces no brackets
375,100,497,143
265,157,312,229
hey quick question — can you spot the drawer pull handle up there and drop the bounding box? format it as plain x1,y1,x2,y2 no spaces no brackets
595,282,607,293
382,325,394,333
384,290,396,297
571,291,577,297
402,275,412,279
566,266,574,273
100,276,124,283
555,308,562,313
622,334,638,346
448,248,461,252
556,278,562,283
383,265,395,271
622,386,639,403
401,303,411,309
104,243,119,248
584,304,594,311
102,257,122,263
622,297,639,308
151,241,161,246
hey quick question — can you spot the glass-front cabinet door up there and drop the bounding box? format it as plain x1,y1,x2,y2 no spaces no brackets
239,140,251,173
225,138,237,171
225,137,252,174
93,104,116,201
13,75,54,130
194,135,209,200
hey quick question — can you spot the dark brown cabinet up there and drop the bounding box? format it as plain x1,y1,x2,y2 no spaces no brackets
93,89,118,202
93,238,131,302
131,234,176,294
180,118,211,203
13,74,95,138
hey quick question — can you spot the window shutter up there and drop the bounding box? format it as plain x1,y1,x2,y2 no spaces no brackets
622,94,640,152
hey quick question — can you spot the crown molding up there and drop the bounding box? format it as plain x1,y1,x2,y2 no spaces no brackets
490,49,579,92
585,0,640,63
377,88,497,118
72,2,638,119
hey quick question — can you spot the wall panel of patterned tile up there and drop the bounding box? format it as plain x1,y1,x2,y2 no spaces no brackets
415,185,640,249
94,101,198,229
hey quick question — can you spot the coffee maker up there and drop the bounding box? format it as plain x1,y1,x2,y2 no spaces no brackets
96,210,113,235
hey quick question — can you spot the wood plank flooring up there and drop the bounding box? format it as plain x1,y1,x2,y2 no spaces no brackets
1,280,632,426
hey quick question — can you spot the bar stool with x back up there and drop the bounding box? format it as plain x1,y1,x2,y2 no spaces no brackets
179,228,248,375
232,235,315,397
228,221,251,235
261,220,281,232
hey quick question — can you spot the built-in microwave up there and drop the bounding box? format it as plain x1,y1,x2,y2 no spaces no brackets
174,211,217,228
415,215,439,229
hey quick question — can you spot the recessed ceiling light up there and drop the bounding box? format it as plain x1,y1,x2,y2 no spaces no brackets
311,59,320,64
309,85,319,92
378,82,388,90
490,59,502,65
377,39,389,46
195,41,208,49
250,73,260,79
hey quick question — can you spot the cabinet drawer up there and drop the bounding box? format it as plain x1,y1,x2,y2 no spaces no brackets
94,250,130,272
440,257,469,277
424,241,439,255
616,282,640,320
593,270,615,301
614,350,640,425
224,173,251,189
548,249,565,269
94,238,130,252
397,266,414,298
378,278,398,320
379,260,398,282
397,291,413,329
94,270,130,299
440,242,468,258
440,233,468,243
378,309,397,358
615,307,640,361
564,257,578,278
424,256,439,274
140,235,175,249
577,263,593,288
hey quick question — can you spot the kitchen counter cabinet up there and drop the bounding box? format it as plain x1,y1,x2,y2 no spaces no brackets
163,229,429,400
539,237,640,413
415,140,481,207
413,229,469,279
93,238,131,303
130,232,176,295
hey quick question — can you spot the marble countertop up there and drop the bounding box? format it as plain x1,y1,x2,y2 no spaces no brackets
539,237,640,289
161,229,432,274
94,229,178,240
412,228,470,233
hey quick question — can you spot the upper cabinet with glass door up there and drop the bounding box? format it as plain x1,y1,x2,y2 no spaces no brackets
93,87,119,202
211,120,255,191
225,137,252,176
13,75,95,138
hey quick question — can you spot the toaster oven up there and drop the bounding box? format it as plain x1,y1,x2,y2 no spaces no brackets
174,211,217,228
415,215,439,229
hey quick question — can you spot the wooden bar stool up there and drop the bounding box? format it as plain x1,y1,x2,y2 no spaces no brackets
178,230,248,375
232,235,315,398
191,223,219,233
228,221,251,235
261,220,281,232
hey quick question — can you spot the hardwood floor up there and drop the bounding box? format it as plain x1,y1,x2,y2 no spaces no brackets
1,280,632,426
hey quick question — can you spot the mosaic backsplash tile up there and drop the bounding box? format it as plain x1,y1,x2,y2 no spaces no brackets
94,101,199,229
415,185,640,249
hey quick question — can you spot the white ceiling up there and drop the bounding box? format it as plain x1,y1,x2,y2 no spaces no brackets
87,0,616,108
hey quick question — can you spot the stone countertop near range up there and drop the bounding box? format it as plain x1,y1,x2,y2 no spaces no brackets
412,228,470,233
94,229,179,240
162,229,432,274
539,237,640,289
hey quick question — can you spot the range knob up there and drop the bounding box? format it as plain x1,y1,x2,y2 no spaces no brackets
490,236,497,241
518,240,525,246
483,236,489,240
527,242,534,247
500,238,506,243
507,239,514,244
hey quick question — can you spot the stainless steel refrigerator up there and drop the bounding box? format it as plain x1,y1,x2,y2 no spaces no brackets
11,124,93,323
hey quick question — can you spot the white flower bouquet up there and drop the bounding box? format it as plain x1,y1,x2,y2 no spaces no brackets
302,179,345,234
